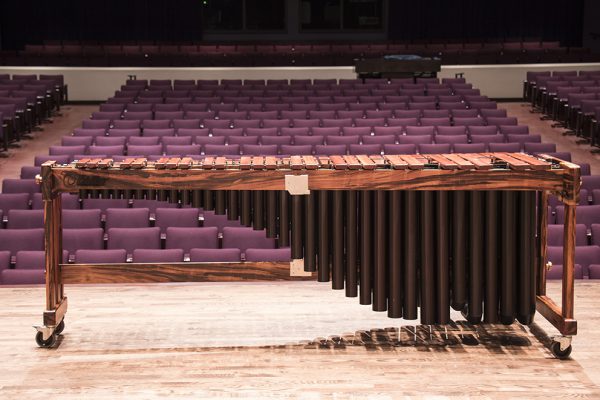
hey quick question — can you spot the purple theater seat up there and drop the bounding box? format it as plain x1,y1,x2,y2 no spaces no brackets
222,227,276,253
2,179,40,195
245,248,291,262
81,120,110,130
547,224,588,246
132,249,184,263
113,119,143,129
189,248,241,262
165,227,219,253
363,135,396,145
327,136,360,146
524,143,557,154
488,143,521,152
349,144,382,155
437,126,467,136
105,208,149,229
63,209,102,229
155,208,200,233
545,262,584,280
314,144,347,156
398,135,432,145
0,193,30,211
0,228,44,255
127,144,163,156
132,199,178,213
34,155,70,166
162,136,193,146
229,136,259,146
470,135,504,150
434,135,468,145
165,144,201,156
582,176,600,192
545,152,571,162
419,143,451,154
452,143,486,153
468,126,497,136
82,198,129,214
32,193,80,210
383,144,417,154
1,270,45,285
97,136,128,146
61,136,94,147
75,249,128,264
15,250,67,269
6,210,43,229
499,125,529,135
108,128,141,138
89,145,125,156
107,227,161,255
202,210,244,232
144,128,176,138
63,228,104,254
281,144,313,156
295,136,324,146
556,205,600,228
204,144,240,156
242,144,278,155
0,250,9,274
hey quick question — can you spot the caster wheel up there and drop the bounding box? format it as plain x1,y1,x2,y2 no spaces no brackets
35,331,57,348
55,320,65,335
550,341,572,359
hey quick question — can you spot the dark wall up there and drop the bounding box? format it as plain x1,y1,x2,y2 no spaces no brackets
0,0,203,50
388,0,584,45
583,0,600,52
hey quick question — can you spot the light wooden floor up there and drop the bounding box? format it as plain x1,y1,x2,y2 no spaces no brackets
0,281,599,399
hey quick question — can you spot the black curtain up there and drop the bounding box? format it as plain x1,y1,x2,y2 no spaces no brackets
388,0,584,46
0,0,203,50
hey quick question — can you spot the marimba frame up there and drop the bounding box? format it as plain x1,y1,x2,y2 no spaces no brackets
33,154,580,359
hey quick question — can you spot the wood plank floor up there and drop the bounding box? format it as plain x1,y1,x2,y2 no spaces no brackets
0,281,599,399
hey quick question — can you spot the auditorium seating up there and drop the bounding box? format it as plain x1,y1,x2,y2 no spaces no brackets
524,70,600,154
5,40,597,67
0,74,66,154
1,76,599,284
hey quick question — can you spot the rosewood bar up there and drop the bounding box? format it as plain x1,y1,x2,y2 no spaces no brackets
35,153,580,358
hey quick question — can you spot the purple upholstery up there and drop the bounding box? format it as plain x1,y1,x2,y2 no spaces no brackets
0,193,30,211
165,227,219,253
2,179,40,194
547,224,588,246
132,249,184,263
189,248,241,262
75,249,128,264
155,208,200,233
105,208,149,229
383,144,417,154
1,270,45,285
63,228,104,253
556,205,600,228
82,198,129,213
0,228,44,254
245,248,292,262
488,143,521,152
452,143,486,153
128,144,163,156
7,210,43,229
222,227,276,252
107,227,161,254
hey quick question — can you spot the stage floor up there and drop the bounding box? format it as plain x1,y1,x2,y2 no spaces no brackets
0,281,599,399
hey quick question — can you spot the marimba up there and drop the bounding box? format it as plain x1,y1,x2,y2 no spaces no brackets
34,153,580,358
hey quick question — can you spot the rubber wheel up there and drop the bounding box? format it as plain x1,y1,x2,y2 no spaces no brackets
35,331,57,348
550,341,572,359
55,320,65,335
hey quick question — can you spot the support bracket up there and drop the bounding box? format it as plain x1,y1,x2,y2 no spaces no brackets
290,259,311,277
285,175,310,195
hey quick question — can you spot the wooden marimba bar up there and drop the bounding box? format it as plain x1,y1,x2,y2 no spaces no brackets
35,153,580,358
